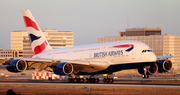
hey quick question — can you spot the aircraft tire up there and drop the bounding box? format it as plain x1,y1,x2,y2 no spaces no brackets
85,78,89,83
146,75,149,78
68,78,71,83
80,78,84,83
107,78,110,83
95,78,99,83
110,78,113,83
74,78,78,83
103,78,107,83
92,78,95,83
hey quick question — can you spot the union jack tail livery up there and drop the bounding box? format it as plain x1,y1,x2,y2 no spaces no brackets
22,10,52,54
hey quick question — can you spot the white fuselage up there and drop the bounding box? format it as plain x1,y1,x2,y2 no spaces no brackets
32,40,157,66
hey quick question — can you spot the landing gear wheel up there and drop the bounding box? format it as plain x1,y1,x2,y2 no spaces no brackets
80,78,84,83
142,75,146,79
107,78,110,83
142,74,149,79
68,78,71,83
146,75,149,78
110,78,113,83
85,78,89,83
74,78,78,83
95,78,99,83
103,78,107,83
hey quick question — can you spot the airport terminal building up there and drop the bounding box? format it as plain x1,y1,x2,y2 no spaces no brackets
98,27,180,72
0,49,23,57
11,30,74,57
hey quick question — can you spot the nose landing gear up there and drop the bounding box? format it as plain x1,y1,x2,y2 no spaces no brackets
142,67,149,79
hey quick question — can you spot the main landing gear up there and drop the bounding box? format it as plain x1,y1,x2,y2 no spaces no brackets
67,74,114,83
68,78,84,83
68,75,99,83
103,74,114,83
85,75,99,83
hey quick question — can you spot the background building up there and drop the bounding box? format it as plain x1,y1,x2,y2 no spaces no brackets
0,49,23,57
11,30,74,57
98,27,180,72
119,27,161,37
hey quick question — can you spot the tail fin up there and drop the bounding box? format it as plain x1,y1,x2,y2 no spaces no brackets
21,10,52,55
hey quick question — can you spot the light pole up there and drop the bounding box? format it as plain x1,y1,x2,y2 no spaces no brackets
82,86,92,95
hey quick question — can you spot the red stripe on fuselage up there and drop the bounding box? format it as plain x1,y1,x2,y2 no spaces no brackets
23,16,40,31
113,44,134,48
34,41,48,54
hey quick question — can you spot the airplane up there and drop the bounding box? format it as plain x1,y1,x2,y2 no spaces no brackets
0,9,173,83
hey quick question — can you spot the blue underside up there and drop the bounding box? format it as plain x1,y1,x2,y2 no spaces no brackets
76,62,155,75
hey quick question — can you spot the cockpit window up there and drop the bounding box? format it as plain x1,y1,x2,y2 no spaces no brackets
142,50,152,53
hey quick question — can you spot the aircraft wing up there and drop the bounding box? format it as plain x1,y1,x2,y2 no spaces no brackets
0,57,14,65
0,57,110,73
156,55,173,60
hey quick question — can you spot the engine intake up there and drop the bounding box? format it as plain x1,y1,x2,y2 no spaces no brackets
157,59,172,72
138,63,158,75
53,62,74,75
6,59,27,72
147,63,158,75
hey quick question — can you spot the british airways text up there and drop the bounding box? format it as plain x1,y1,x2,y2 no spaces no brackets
94,50,123,58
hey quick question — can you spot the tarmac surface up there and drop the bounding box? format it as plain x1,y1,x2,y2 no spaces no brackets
1,75,180,88
0,80,180,88
1,68,180,88
1,74,180,80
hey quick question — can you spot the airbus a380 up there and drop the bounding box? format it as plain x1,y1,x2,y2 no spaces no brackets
0,10,173,83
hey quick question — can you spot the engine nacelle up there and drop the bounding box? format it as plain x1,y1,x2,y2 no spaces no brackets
146,63,158,75
53,62,74,75
138,63,158,75
156,59,172,72
6,59,27,72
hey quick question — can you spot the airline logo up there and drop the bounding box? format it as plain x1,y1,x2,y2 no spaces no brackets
23,16,48,54
94,44,134,58
113,44,134,52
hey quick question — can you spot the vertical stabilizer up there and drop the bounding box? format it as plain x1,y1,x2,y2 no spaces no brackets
21,10,52,55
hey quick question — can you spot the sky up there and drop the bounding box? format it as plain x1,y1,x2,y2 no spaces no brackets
0,0,180,49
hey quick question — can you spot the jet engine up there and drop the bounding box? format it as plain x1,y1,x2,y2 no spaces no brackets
6,59,27,72
53,62,74,75
138,63,158,75
156,59,172,72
